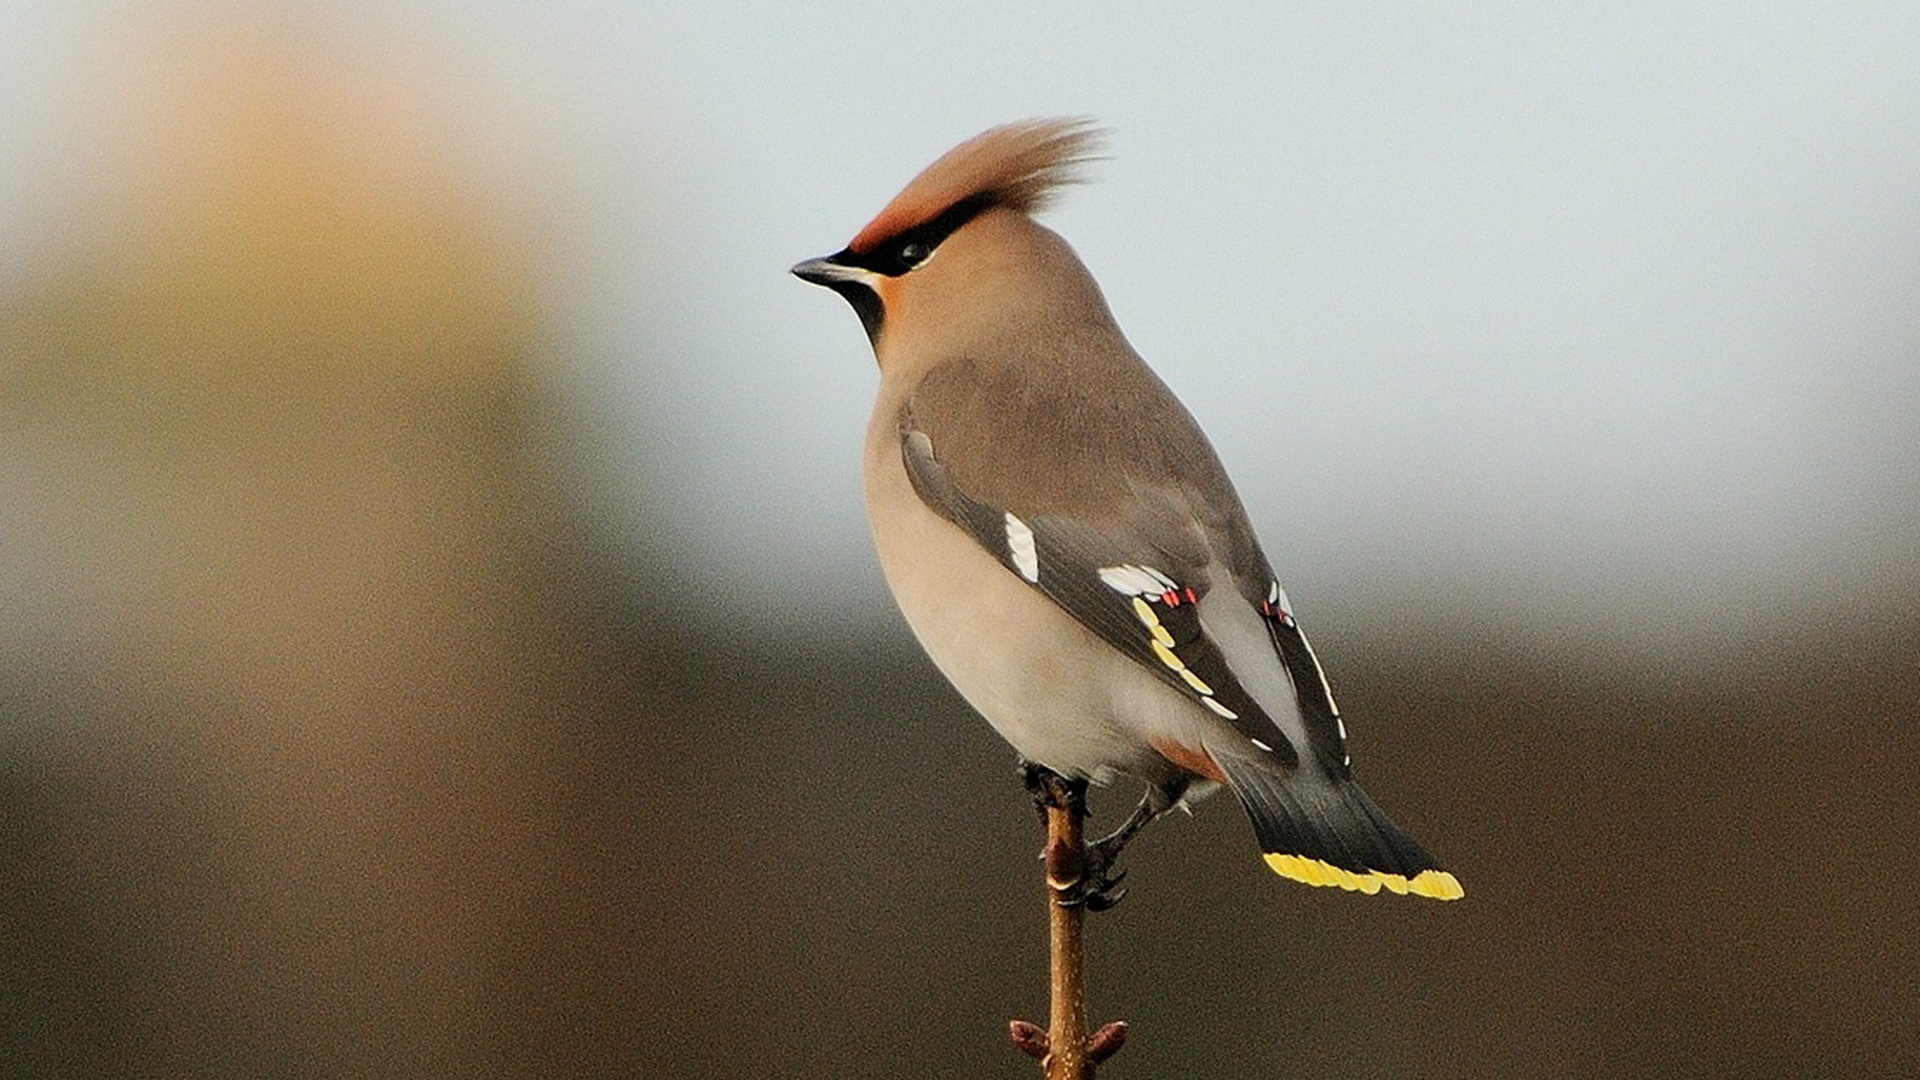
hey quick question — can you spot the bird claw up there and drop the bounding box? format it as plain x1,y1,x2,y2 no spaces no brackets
1058,879,1127,911
1053,849,1128,911
1022,762,1150,911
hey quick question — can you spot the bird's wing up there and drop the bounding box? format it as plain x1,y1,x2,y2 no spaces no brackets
897,358,1354,776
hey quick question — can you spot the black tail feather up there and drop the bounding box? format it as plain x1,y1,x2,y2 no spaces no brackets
1213,754,1463,900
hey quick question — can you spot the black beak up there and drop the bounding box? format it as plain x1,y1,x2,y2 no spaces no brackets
790,252,865,287
791,250,884,343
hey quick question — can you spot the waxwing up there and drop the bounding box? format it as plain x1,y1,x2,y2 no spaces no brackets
793,118,1462,901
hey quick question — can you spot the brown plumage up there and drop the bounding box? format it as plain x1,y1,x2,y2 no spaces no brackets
793,119,1463,901
848,118,1103,254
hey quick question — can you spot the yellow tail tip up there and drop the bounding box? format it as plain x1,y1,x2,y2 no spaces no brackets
1263,854,1464,900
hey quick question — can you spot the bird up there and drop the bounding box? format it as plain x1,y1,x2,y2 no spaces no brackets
791,118,1462,903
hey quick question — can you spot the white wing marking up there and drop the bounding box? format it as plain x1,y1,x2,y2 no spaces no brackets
1004,513,1040,583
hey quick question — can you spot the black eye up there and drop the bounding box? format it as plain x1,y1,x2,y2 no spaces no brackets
897,240,932,269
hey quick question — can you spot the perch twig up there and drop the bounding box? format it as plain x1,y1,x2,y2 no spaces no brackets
1010,771,1128,1078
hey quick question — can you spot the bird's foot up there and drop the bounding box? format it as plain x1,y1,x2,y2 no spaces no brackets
1053,835,1129,911
1068,790,1164,911
1020,762,1135,911
1020,760,1080,818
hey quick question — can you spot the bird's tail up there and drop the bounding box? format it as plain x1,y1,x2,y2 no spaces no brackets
1212,753,1463,900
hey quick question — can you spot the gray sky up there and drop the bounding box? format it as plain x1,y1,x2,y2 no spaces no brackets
6,1,1917,665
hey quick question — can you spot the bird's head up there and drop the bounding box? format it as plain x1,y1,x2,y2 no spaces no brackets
792,118,1108,361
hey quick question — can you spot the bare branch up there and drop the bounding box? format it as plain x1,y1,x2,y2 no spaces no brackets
1009,771,1127,1078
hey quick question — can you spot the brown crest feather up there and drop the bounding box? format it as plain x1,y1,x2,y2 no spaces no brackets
848,117,1105,254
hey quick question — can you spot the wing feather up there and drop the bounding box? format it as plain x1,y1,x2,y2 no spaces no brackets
901,422,1300,770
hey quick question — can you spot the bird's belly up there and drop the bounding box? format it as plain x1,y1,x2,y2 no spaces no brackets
863,452,1207,790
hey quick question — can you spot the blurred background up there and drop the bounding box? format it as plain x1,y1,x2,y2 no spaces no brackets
2,2,1915,1077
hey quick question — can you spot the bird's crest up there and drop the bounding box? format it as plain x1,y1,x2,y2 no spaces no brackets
848,117,1105,254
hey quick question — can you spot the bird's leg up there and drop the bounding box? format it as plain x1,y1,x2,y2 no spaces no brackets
1020,759,1068,821
1061,794,1161,912
1088,794,1157,871
1018,762,1161,912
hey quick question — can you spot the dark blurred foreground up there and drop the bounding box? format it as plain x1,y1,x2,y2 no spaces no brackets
3,35,1917,1080
6,512,1916,1080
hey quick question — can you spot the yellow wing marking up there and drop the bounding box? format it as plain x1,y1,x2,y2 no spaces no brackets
1176,667,1215,695
1136,599,1216,695
1130,597,1177,647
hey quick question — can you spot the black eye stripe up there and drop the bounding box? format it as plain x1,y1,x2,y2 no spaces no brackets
847,192,994,277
